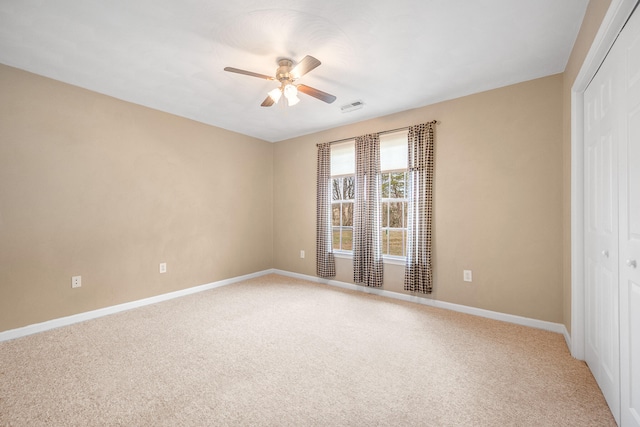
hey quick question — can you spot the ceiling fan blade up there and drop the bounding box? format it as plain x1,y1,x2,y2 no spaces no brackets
290,56,321,79
224,67,275,81
297,84,336,104
261,95,275,107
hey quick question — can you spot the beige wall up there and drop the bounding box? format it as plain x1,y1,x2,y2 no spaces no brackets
562,0,612,333
0,64,274,332
274,74,564,323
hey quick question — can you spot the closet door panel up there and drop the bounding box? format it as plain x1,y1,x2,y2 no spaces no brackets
620,105,640,427
619,7,640,426
584,34,621,423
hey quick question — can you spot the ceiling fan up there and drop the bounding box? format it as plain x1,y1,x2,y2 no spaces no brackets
224,55,337,107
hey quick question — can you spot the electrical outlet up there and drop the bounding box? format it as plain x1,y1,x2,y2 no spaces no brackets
159,263,167,274
71,276,81,288
300,250,305,259
463,270,473,282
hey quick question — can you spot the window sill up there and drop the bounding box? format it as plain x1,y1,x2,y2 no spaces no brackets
333,251,406,266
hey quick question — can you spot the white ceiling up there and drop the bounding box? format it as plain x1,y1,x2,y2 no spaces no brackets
0,0,589,142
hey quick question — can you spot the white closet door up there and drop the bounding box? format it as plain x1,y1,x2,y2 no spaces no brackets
619,7,640,427
584,28,621,423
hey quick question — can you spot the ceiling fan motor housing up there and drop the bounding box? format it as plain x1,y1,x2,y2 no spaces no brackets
276,59,294,84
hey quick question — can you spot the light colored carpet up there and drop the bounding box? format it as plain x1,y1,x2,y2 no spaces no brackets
0,274,615,426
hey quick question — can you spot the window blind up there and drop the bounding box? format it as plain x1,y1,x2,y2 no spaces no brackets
330,140,355,176
380,130,408,171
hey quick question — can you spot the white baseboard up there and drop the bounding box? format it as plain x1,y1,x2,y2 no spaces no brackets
273,269,569,337
561,325,571,351
0,269,274,342
1,268,571,347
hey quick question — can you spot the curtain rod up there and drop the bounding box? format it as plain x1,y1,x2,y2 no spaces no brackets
317,120,437,146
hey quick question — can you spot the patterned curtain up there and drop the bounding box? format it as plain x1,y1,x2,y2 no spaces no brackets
316,142,336,278
404,122,436,293
353,134,384,287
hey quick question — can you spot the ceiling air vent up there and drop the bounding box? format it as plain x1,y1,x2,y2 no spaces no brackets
341,100,364,113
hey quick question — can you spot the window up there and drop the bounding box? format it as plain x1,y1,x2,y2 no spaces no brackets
332,175,354,251
330,130,408,257
381,171,407,256
331,141,355,252
380,130,408,257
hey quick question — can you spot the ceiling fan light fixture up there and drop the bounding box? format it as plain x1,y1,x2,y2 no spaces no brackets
283,83,297,98
268,87,282,103
286,94,300,106
283,84,300,106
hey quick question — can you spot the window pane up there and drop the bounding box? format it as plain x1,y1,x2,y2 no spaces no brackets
389,172,405,198
381,229,389,255
381,202,389,227
342,202,353,226
342,228,353,251
332,204,340,226
381,173,390,198
389,202,403,228
332,229,341,250
388,230,404,256
343,176,355,200
332,178,341,201
403,201,408,226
